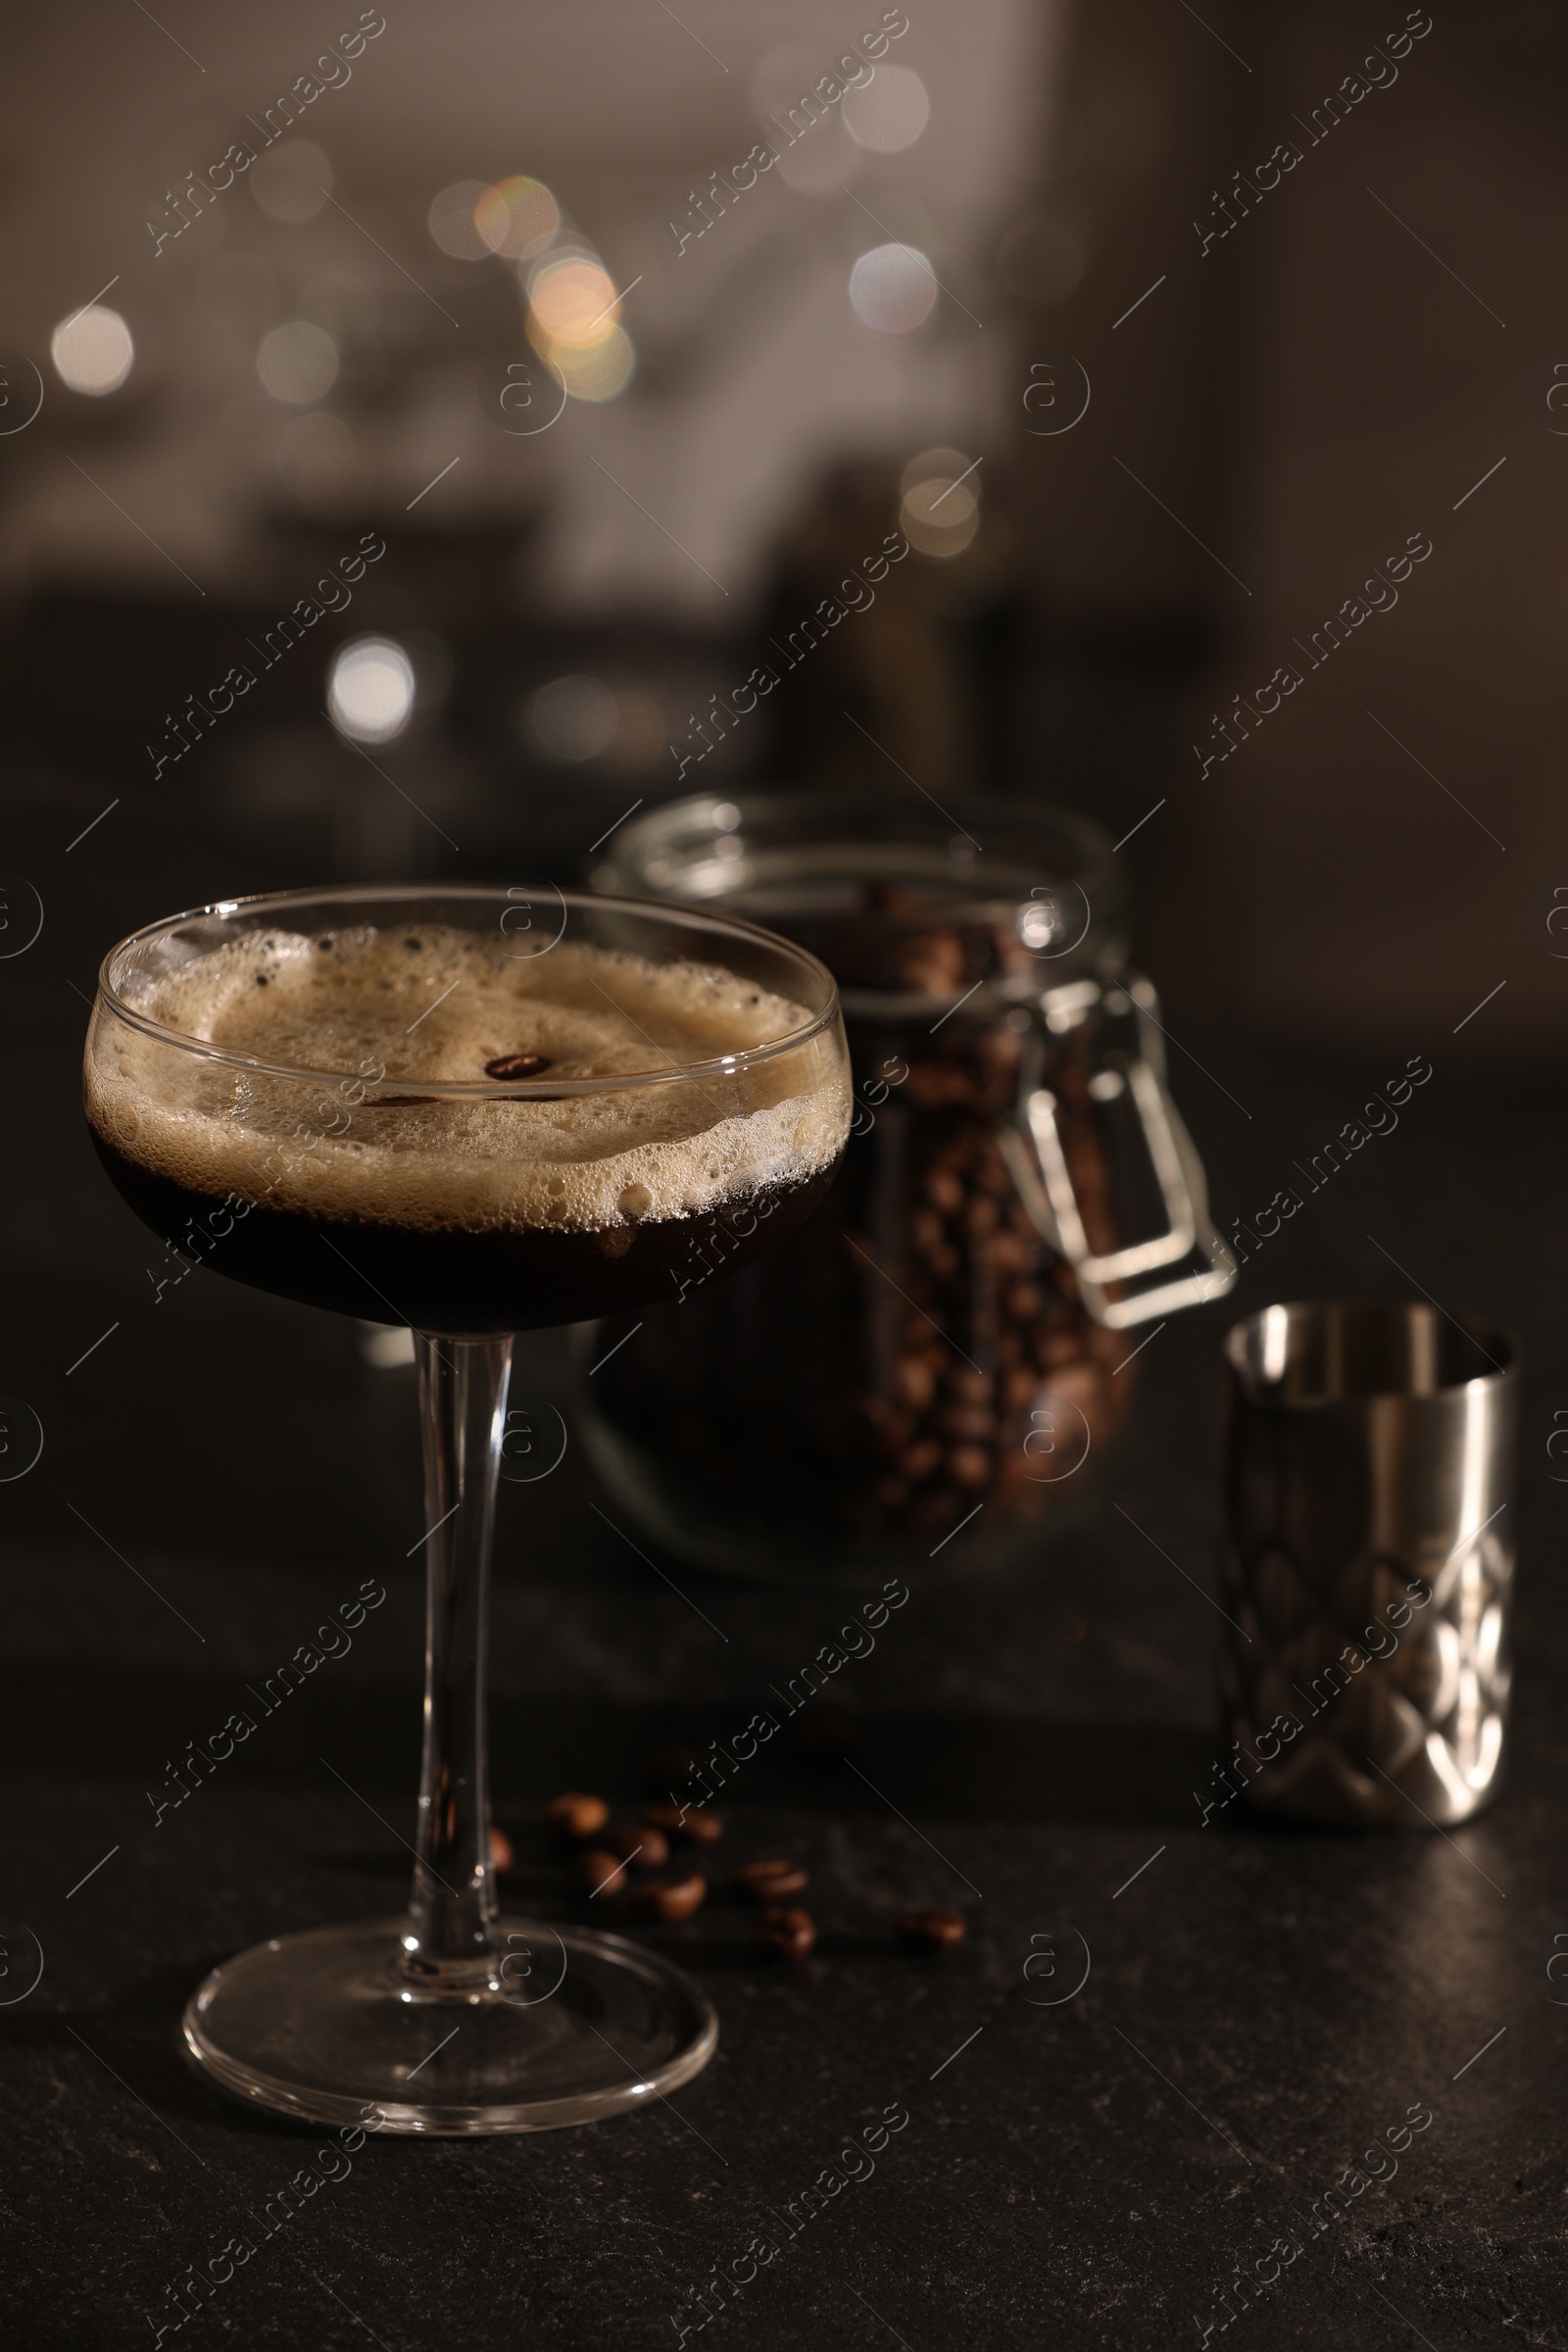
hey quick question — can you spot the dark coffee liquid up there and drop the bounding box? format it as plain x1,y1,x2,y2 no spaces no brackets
89,1128,834,1334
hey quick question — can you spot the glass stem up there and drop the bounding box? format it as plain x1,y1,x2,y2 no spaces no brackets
401,1332,514,1988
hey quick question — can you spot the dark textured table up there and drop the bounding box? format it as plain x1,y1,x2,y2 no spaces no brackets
5,818,1566,2348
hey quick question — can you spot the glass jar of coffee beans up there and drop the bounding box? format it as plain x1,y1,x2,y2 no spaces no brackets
583,791,1232,1585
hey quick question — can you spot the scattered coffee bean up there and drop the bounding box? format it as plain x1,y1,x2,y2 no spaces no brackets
896,1908,967,1952
484,1053,553,1080
756,1906,816,1960
639,1872,708,1922
645,1803,723,1845
489,1825,514,1874
548,1791,610,1840
574,1848,628,1897
734,1859,809,1900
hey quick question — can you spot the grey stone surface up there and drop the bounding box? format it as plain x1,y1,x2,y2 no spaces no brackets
6,864,1566,2346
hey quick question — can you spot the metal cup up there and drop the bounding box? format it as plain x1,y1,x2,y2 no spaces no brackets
1218,1299,1519,1829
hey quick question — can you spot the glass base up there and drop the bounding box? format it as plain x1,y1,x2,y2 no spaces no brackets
182,1916,718,2135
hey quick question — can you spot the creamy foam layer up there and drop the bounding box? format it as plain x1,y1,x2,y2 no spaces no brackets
86,925,849,1233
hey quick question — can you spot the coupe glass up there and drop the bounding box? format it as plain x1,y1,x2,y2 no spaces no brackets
83,884,850,2132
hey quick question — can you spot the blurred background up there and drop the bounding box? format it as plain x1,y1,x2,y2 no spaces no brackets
7,17,1567,2330
2,0,1549,1053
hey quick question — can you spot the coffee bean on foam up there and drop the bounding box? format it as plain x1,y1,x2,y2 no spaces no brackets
86,927,850,1238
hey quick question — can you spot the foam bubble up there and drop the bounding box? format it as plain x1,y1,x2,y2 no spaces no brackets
86,926,849,1235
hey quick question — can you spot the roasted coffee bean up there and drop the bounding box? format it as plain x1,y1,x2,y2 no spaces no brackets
603,1821,669,1867
1007,1282,1046,1321
489,1825,514,1874
898,932,966,995
548,1791,610,1840
1042,1361,1101,1411
903,1437,943,1483
944,1364,993,1403
925,1167,964,1217
756,1905,816,1960
965,1196,999,1239
574,1848,628,1897
644,1802,723,1845
638,1872,708,1922
896,1355,937,1412
897,1908,967,1952
911,1208,946,1254
938,1402,995,1444
949,1445,993,1489
734,1859,809,1900
483,1053,553,1080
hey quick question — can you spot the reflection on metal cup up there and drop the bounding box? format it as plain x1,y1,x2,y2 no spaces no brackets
1220,1299,1519,1829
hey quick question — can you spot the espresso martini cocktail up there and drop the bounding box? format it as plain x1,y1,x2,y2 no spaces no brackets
87,912,847,1332
84,885,851,2134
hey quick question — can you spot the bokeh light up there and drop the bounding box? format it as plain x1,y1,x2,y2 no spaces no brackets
544,324,636,402
328,637,416,745
900,448,981,559
522,254,636,401
901,447,968,499
527,259,619,347
427,180,493,261
250,140,332,224
843,66,931,152
257,320,339,405
529,674,619,763
526,678,666,769
601,691,666,774
474,175,560,262
50,306,134,396
849,244,938,335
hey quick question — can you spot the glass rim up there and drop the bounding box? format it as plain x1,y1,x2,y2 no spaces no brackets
593,785,1123,913
94,881,843,1097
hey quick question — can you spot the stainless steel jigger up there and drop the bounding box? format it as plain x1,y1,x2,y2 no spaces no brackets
1220,1300,1519,1829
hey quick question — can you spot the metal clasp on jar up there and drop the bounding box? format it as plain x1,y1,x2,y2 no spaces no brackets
1000,976,1237,1329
